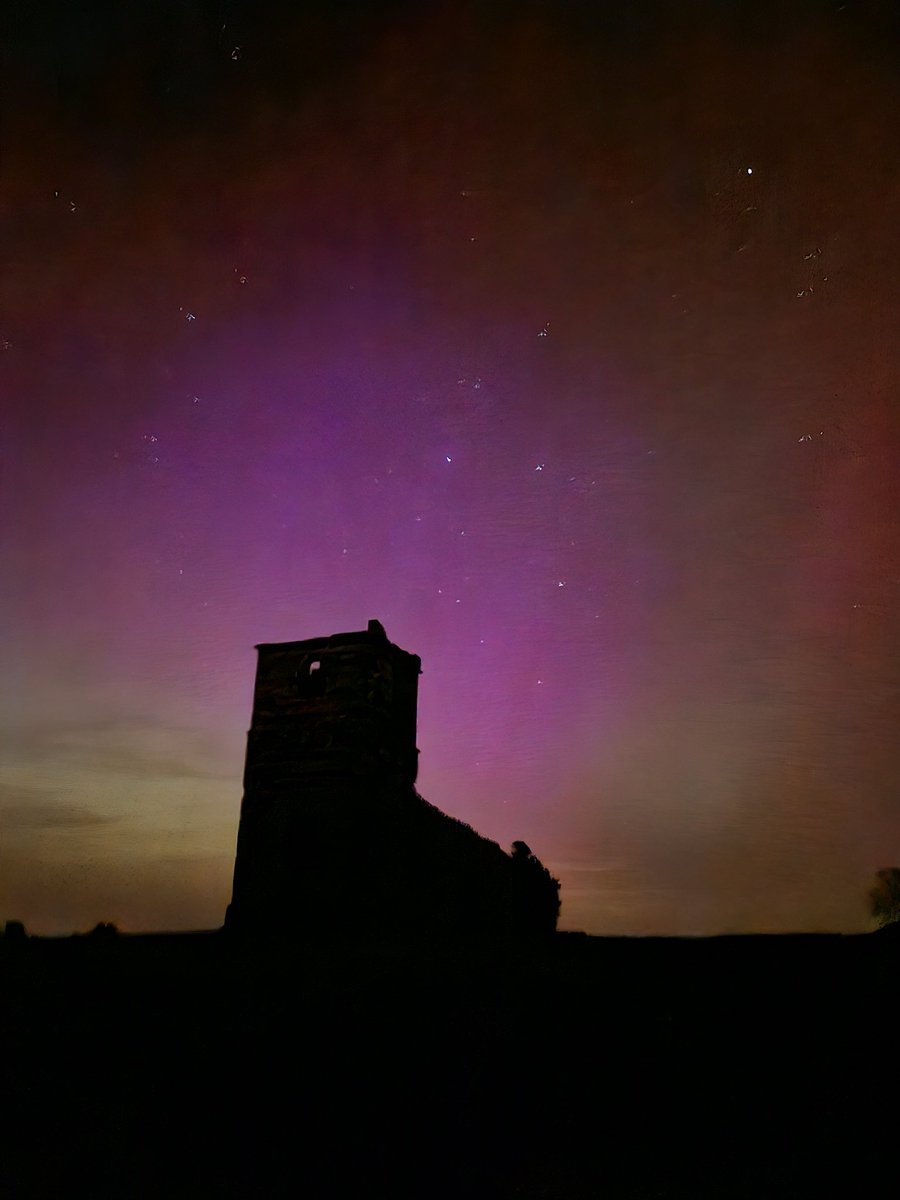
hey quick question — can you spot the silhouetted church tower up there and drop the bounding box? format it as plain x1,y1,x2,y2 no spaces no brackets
226,620,422,933
226,619,560,940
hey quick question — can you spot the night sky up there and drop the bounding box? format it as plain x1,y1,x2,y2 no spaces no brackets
4,1,900,936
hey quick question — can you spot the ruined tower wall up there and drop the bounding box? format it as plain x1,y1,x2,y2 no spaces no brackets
226,622,423,934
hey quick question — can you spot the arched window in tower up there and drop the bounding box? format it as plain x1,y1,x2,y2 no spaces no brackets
296,657,325,698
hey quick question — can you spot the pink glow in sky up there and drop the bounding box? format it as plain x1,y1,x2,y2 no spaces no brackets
3,2,900,935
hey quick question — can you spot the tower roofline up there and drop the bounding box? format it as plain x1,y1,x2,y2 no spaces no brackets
254,621,421,668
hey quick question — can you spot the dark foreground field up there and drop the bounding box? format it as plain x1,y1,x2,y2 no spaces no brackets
2,928,897,1198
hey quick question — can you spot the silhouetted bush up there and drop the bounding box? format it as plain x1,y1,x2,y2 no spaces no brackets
510,841,561,938
2,919,27,941
870,868,900,927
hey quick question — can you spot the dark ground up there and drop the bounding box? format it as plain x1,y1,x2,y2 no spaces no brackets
2,928,896,1198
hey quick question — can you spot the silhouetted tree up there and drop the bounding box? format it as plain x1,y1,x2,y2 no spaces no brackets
2,919,27,941
88,921,119,938
870,869,900,928
510,841,561,938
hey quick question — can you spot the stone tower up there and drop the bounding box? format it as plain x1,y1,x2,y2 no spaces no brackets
225,619,423,934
